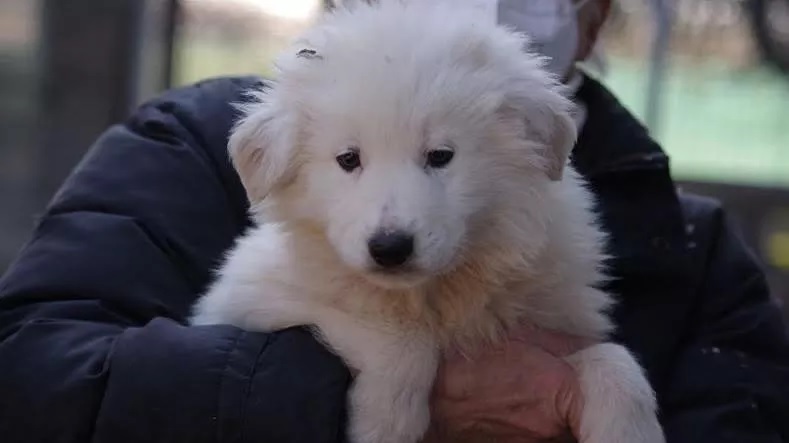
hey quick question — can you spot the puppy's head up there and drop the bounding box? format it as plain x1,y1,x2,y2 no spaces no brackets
230,0,577,289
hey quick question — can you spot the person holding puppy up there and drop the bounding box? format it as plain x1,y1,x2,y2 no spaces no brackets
0,1,787,443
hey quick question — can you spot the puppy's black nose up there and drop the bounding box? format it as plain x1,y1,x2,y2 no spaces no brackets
368,230,414,268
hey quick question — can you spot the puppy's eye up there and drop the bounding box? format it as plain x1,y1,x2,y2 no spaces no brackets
426,146,455,169
336,148,361,172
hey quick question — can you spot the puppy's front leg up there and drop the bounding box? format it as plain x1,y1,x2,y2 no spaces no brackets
349,356,437,443
317,319,439,443
565,343,666,443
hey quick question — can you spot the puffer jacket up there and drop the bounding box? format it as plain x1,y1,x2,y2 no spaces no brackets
0,75,787,443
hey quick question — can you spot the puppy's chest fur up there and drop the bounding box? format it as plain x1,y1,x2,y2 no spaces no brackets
250,223,604,350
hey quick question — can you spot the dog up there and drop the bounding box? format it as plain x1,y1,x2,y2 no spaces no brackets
191,1,666,442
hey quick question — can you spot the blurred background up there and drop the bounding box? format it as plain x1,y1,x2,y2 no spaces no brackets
0,0,787,317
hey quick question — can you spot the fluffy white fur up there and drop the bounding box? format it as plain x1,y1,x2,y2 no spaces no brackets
191,1,666,442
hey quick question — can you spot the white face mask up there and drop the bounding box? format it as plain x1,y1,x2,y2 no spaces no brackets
496,0,587,78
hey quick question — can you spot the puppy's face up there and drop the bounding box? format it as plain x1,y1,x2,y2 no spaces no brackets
296,91,497,287
229,1,576,289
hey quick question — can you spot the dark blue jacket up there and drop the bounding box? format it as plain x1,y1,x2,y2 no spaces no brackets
1,76,788,443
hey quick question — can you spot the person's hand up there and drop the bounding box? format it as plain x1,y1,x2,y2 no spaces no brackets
424,328,592,443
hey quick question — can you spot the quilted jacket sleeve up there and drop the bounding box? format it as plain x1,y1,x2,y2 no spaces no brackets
0,77,350,443
662,195,789,443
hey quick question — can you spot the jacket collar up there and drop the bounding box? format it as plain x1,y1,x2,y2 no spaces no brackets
570,74,670,178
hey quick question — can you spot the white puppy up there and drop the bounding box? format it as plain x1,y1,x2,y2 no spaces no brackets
191,1,666,442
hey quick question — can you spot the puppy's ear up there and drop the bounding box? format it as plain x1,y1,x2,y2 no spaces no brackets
501,75,578,182
528,103,577,181
229,90,299,204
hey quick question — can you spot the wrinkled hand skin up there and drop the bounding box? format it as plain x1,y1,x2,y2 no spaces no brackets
424,328,591,443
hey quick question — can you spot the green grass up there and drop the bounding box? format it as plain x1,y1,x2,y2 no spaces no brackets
603,57,789,188
174,39,277,86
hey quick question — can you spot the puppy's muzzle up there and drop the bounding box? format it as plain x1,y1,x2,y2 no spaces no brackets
368,230,414,268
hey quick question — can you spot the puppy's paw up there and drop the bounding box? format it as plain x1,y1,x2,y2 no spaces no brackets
580,400,664,443
566,343,666,443
348,374,431,443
